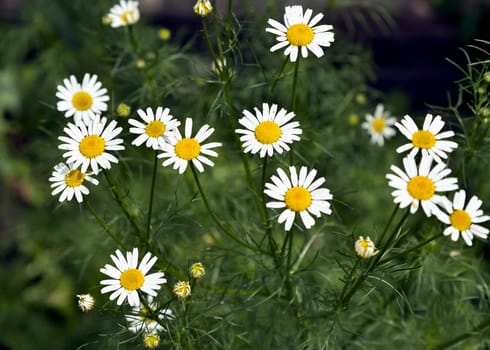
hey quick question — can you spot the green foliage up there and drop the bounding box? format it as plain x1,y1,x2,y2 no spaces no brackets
1,1,490,350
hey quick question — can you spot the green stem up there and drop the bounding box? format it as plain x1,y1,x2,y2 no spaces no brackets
126,25,139,56
190,163,269,254
85,200,128,250
202,17,218,64
268,57,289,97
146,150,159,240
291,58,300,111
103,169,143,236
380,232,443,265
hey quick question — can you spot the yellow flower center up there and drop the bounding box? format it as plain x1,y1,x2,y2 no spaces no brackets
174,138,201,160
119,268,145,291
72,91,93,111
407,175,435,200
284,186,312,212
359,239,370,250
79,135,105,158
372,117,385,133
121,10,134,24
254,121,282,144
449,209,472,231
412,130,436,149
64,169,85,187
145,120,166,138
286,23,314,46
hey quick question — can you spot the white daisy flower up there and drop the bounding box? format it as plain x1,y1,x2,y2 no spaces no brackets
235,103,302,158
158,118,222,174
395,114,458,162
128,107,180,150
56,73,109,126
100,248,167,307
107,0,140,28
386,154,458,217
265,5,335,62
143,333,160,349
361,104,397,146
58,115,125,174
125,296,174,334
49,162,99,203
264,166,333,231
433,190,490,246
354,236,378,258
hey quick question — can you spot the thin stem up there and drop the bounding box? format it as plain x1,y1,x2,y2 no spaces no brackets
291,58,300,111
202,17,218,64
103,169,143,236
190,163,269,254
268,57,289,97
146,150,159,240
380,232,444,265
85,200,128,250
126,25,139,56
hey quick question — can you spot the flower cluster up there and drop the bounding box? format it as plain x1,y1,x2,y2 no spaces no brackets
386,114,489,246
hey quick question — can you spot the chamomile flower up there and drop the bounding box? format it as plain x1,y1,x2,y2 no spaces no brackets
125,296,174,334
158,118,222,174
56,73,109,125
100,248,166,307
266,5,335,62
265,166,333,231
173,281,191,298
76,294,95,312
49,162,98,203
189,262,205,279
143,333,160,349
128,107,180,150
107,0,140,27
433,190,490,246
395,114,458,162
361,104,397,146
235,103,302,158
355,236,378,258
58,115,125,174
386,154,458,216
193,0,213,16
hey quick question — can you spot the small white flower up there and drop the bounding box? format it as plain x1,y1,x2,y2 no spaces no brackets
128,107,180,150
56,74,109,126
158,118,222,174
107,0,140,27
125,296,174,334
100,248,167,307
58,115,125,174
361,104,397,146
49,162,98,203
265,166,333,231
235,103,302,158
386,154,458,216
173,281,191,298
434,190,490,246
395,114,458,162
355,236,378,258
193,0,213,16
76,293,95,312
266,5,335,62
